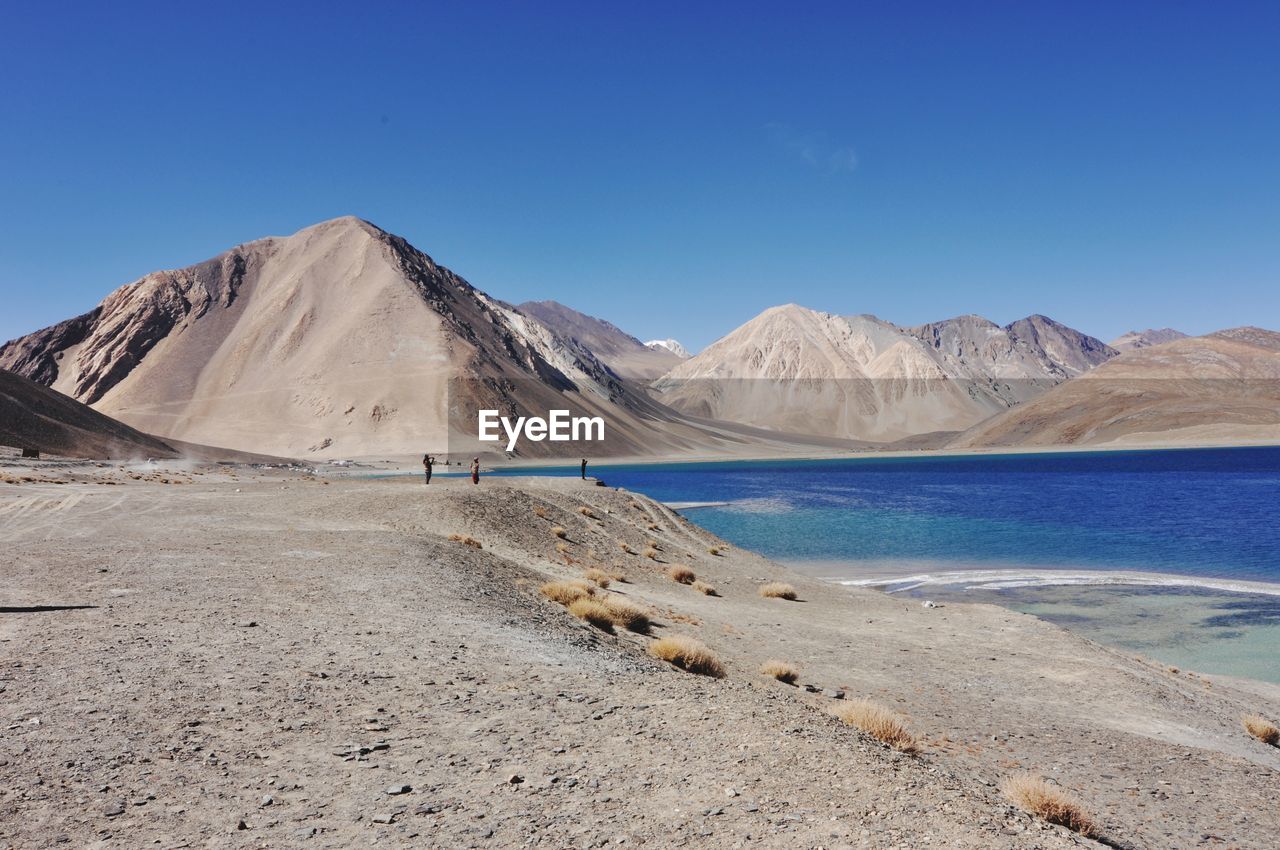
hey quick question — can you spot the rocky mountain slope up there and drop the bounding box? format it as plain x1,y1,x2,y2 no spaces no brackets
952,328,1280,448
1,369,177,459
0,218,727,459
516,300,683,380
652,305,1115,442
1108,327,1188,351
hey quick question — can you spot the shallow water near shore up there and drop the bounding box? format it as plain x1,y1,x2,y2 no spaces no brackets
489,446,1280,681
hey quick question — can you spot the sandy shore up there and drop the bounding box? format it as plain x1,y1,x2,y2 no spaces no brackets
2,461,1279,848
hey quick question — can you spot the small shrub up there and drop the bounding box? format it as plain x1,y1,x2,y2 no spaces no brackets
691,580,717,596
832,699,917,753
540,581,594,605
601,596,651,633
578,506,595,518
760,660,798,684
647,522,659,531
643,547,659,560
645,539,659,549
584,568,612,588
667,565,696,584
1000,773,1098,838
555,541,569,554
533,505,548,519
551,526,567,539
568,598,615,631
618,541,632,554
708,546,722,556
648,635,724,677
1242,714,1280,745
758,582,797,600
448,533,482,549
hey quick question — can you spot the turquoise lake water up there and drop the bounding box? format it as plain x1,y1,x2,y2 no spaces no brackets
488,446,1280,682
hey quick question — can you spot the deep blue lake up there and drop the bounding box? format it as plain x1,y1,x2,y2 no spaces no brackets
491,446,1280,585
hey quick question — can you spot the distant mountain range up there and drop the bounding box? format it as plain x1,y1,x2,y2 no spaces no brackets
1108,328,1189,351
2,217,1275,458
954,328,1280,448
651,305,1116,442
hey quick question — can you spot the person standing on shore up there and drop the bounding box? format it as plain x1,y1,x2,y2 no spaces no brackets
580,458,588,480
470,457,480,485
423,454,434,485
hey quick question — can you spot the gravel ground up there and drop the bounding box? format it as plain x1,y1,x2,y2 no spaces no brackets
2,463,1278,848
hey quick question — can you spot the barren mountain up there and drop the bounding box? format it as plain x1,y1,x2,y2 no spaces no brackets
952,328,1280,448
516,300,682,380
0,368,177,459
0,218,729,459
909,314,1116,404
1109,327,1188,351
652,305,1114,442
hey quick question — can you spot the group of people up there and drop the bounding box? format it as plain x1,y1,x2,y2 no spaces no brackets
419,454,480,484
420,455,588,484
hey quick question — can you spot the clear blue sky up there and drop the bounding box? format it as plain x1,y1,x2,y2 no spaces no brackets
2,1,1277,352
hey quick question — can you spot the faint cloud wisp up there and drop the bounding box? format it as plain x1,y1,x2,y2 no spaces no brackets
766,123,858,174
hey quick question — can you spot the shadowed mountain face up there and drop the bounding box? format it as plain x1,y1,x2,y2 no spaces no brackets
1,369,177,459
651,305,1116,442
0,218,723,459
952,328,1280,448
516,300,683,380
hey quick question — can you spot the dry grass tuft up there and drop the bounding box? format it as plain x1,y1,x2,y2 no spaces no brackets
648,635,724,677
618,541,632,554
691,580,717,596
551,526,567,539
555,541,570,554
533,505,548,519
583,568,612,588
539,581,594,606
758,582,797,600
708,546,723,556
643,547,659,560
667,565,696,584
647,522,660,531
601,596,651,633
577,506,595,518
567,598,616,631
1242,714,1280,745
832,699,918,752
447,533,482,549
645,539,660,549
1000,773,1099,838
760,660,799,684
